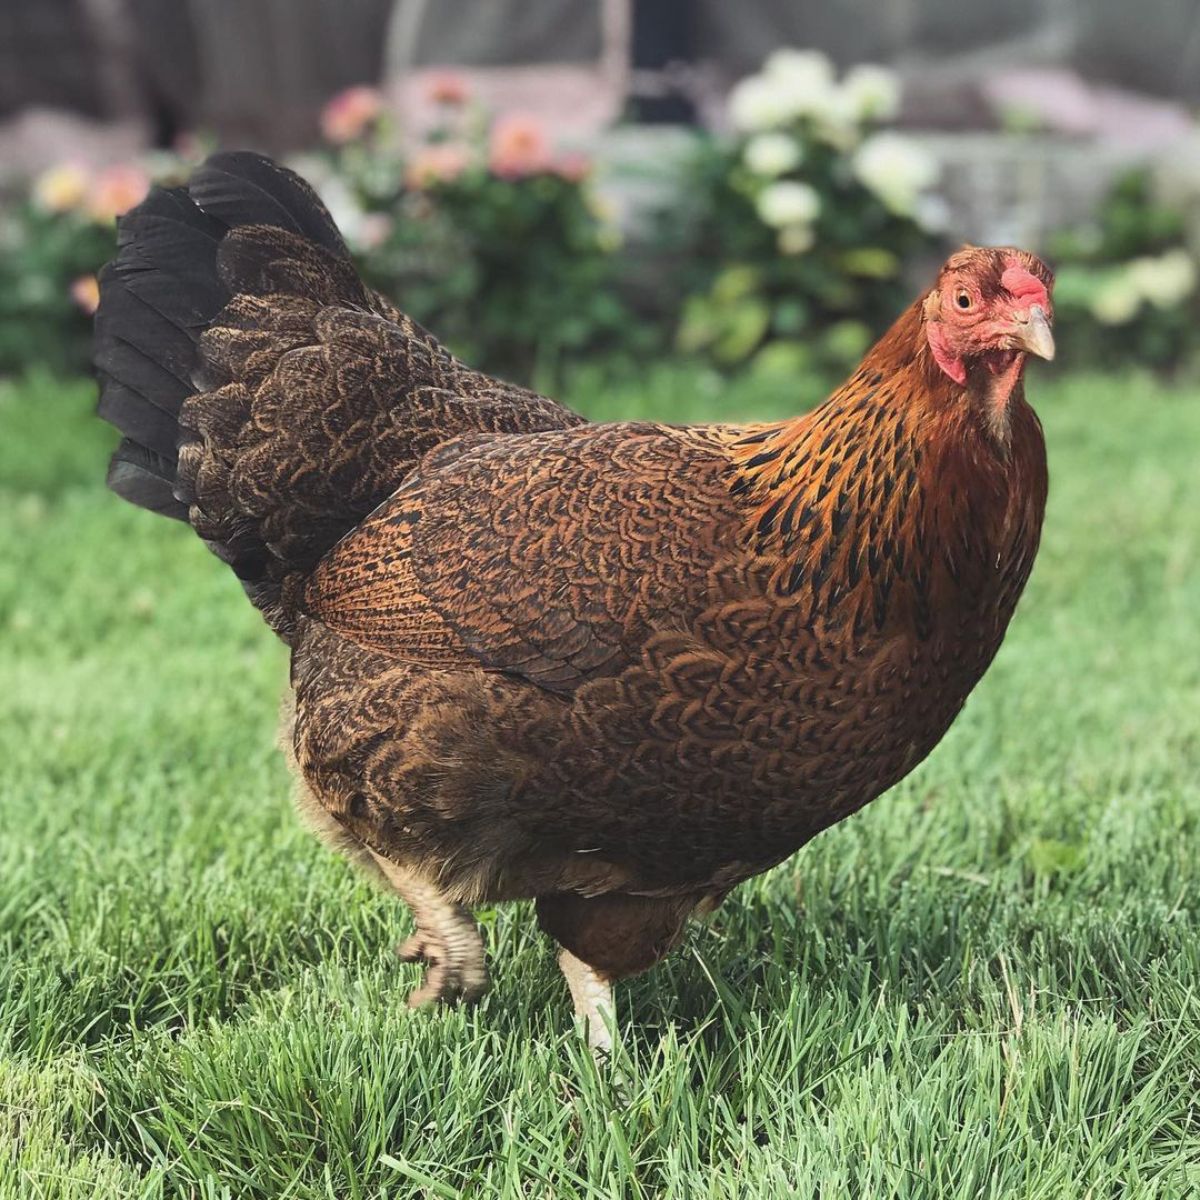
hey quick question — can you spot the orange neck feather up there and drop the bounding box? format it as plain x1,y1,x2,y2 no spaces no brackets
727,299,1047,636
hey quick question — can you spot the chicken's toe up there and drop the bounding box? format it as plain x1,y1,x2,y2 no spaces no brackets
404,958,449,1009
394,932,433,963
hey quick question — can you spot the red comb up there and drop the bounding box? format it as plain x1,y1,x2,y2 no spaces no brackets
1000,266,1049,309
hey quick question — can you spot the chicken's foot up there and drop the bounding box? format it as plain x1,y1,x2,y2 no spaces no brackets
368,851,489,1007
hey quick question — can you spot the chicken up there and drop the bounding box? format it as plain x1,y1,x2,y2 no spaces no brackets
96,152,1055,1051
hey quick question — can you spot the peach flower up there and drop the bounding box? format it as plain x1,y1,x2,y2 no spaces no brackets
406,143,471,189
426,71,470,106
86,165,150,222
553,152,592,183
320,85,384,144
355,212,394,250
488,113,551,179
70,274,100,315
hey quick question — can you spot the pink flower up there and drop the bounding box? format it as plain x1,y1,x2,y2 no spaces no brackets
355,212,394,250
320,85,384,144
488,113,551,179
426,71,470,106
173,131,205,162
406,143,471,189
553,151,591,183
86,165,150,222
70,274,100,315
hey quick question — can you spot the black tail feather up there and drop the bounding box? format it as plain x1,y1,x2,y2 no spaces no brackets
105,440,187,520
95,152,351,526
96,375,181,454
189,153,350,258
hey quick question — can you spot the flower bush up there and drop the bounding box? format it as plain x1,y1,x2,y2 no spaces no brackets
6,71,1194,389
306,82,639,382
669,49,940,376
0,162,156,375
1048,170,1198,370
0,87,635,384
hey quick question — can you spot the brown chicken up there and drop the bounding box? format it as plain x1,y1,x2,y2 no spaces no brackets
96,152,1054,1050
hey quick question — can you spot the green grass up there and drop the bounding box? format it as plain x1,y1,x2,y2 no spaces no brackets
1,364,1199,1198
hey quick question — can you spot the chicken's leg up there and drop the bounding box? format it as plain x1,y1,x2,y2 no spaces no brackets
368,851,488,1007
557,948,616,1054
537,890,701,1057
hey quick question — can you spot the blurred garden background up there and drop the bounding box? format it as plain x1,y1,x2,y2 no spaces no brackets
3,3,1200,1197
3,0,1200,387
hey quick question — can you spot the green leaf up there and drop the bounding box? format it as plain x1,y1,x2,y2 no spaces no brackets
820,320,873,366
713,299,772,364
751,339,817,378
711,265,762,304
838,247,901,279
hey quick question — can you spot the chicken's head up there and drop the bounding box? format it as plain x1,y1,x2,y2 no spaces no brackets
923,246,1055,395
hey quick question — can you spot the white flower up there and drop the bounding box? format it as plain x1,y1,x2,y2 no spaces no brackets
914,193,951,234
1126,249,1197,309
743,132,802,176
840,64,900,122
756,180,821,229
766,48,840,123
311,173,369,244
811,87,861,150
764,49,835,95
852,133,939,216
729,75,793,132
778,224,816,255
1091,276,1142,325
729,48,849,132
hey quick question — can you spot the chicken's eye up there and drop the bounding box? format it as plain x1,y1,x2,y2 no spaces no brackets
954,290,973,311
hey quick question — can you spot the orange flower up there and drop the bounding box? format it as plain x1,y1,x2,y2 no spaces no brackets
70,274,100,315
488,113,551,179
320,85,384,144
406,143,471,189
426,71,470,106
86,165,150,222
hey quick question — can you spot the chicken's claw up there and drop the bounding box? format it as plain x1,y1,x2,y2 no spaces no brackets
394,929,489,1007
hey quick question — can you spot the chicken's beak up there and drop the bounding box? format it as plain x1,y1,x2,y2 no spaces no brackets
1013,305,1055,362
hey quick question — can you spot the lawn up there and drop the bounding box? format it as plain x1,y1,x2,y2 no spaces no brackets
1,365,1198,1198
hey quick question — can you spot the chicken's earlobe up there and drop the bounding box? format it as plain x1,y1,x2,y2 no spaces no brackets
925,319,967,385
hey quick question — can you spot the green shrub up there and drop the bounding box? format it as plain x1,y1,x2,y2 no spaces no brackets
310,82,645,383
0,158,196,378
0,90,641,386
665,50,940,378
0,185,119,377
1048,171,1198,371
